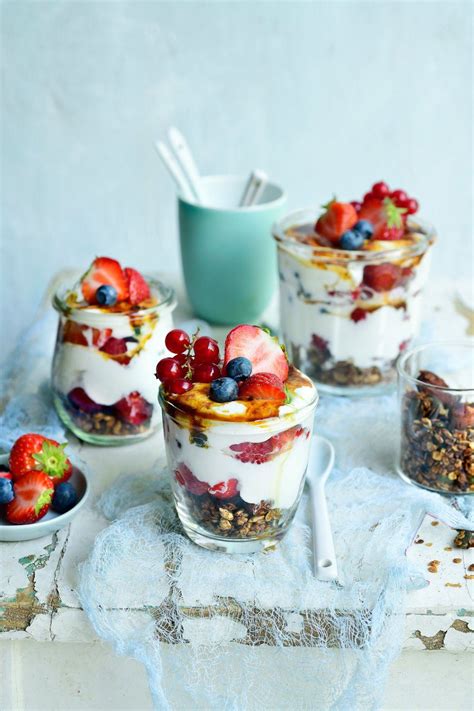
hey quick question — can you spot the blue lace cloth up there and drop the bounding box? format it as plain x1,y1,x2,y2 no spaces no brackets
1,313,473,711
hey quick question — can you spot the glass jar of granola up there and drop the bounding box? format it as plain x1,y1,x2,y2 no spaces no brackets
272,209,435,396
397,342,474,494
52,275,176,445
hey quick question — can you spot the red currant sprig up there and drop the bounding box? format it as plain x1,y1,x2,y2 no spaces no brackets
155,329,222,393
363,182,419,215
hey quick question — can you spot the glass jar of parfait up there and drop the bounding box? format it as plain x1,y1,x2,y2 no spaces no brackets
52,257,176,445
397,341,474,494
272,182,435,396
156,324,319,553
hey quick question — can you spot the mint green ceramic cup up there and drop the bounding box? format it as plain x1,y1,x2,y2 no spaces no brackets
178,175,286,325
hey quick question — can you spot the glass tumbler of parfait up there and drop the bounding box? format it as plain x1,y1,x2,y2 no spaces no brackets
397,342,474,494
156,324,319,553
272,181,435,396
52,257,176,445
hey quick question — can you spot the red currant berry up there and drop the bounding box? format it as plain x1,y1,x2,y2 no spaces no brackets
371,182,390,199
193,336,220,364
193,363,221,383
155,357,183,381
362,192,374,204
390,189,408,206
165,329,190,354
175,352,188,365
164,378,193,395
350,201,362,212
406,198,419,215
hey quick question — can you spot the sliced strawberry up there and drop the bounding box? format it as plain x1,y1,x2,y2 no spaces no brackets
114,391,152,425
68,387,103,414
358,197,406,240
224,325,289,381
63,320,88,346
175,463,209,495
100,337,128,356
124,268,150,306
208,478,239,499
238,373,286,402
363,263,403,292
230,426,304,464
91,327,113,348
6,471,54,524
315,201,358,244
81,257,129,305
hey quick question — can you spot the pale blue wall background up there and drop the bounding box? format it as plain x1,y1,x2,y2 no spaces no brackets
1,1,472,350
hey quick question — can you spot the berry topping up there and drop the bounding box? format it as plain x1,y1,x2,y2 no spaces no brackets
163,378,193,395
192,363,221,383
100,337,128,356
225,357,252,382
155,357,184,382
95,284,118,306
81,257,129,305
371,181,390,199
63,320,88,346
115,391,153,425
9,434,72,485
390,189,408,206
315,201,358,244
229,426,304,464
358,197,406,241
208,478,239,499
0,477,14,504
353,220,374,239
165,329,191,354
209,377,239,403
193,336,220,364
6,471,54,525
124,267,150,305
224,325,288,382
91,327,113,348
68,387,103,414
362,263,403,292
339,229,365,251
350,307,367,323
52,481,78,514
238,373,286,402
174,464,209,495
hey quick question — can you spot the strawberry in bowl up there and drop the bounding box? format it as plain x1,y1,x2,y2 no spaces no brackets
51,257,176,445
156,325,318,554
272,181,435,395
0,433,89,541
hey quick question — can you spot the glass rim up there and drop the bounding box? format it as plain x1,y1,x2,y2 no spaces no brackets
158,384,319,432
397,340,474,393
52,274,177,318
272,208,435,265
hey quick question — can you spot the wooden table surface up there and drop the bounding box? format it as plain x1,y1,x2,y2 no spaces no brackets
1,274,473,653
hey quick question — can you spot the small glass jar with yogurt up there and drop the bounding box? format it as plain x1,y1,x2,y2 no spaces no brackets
273,209,435,396
159,370,318,553
52,278,176,445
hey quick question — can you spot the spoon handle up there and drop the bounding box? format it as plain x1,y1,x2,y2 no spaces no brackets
310,480,338,581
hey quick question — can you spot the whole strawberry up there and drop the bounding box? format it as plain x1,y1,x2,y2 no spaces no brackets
6,471,54,525
9,434,72,486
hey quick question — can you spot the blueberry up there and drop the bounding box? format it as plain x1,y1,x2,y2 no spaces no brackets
52,482,78,514
0,478,14,504
353,220,374,239
225,357,252,382
96,285,118,306
209,377,239,403
339,230,365,250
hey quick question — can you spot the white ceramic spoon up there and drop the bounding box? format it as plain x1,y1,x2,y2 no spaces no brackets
306,435,338,581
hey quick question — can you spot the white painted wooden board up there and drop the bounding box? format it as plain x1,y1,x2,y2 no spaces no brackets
0,275,473,656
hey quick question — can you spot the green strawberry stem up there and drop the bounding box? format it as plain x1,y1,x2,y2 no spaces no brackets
32,441,69,479
383,197,407,228
34,488,54,516
321,195,337,212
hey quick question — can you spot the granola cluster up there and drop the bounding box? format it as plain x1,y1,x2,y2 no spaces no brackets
400,372,474,493
186,494,283,539
65,405,152,437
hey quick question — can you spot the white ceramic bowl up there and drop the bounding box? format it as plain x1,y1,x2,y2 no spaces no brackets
0,451,90,542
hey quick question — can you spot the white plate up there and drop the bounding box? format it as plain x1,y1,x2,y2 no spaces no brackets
0,452,90,542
